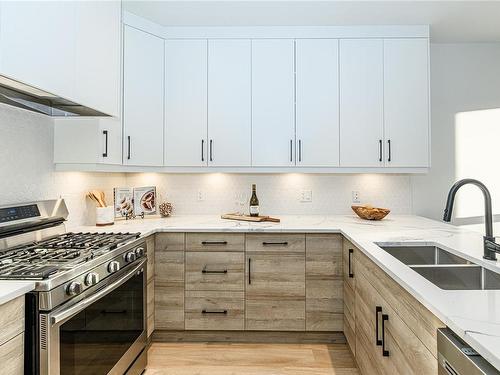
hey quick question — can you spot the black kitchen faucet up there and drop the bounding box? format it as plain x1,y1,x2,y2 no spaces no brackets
443,178,500,261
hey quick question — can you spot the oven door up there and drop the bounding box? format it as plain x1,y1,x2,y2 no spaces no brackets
40,259,147,375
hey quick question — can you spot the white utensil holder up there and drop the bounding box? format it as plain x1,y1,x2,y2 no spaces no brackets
96,206,114,226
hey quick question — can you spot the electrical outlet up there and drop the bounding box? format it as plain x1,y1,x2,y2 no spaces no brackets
352,191,360,204
197,189,205,201
300,190,313,202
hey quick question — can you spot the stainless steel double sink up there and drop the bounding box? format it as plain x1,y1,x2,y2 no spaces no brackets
377,244,500,290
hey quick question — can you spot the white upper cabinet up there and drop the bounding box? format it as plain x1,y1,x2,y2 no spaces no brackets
74,1,121,117
339,39,384,167
123,25,164,166
208,40,252,167
251,39,295,167
165,40,208,167
0,1,121,116
384,39,429,167
54,118,122,165
0,1,76,100
296,39,340,167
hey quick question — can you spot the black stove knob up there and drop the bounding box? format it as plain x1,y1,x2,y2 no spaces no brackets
84,272,100,286
108,261,120,273
66,281,83,296
135,247,145,258
124,251,137,263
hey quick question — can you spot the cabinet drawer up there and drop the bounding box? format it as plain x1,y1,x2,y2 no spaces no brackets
0,333,23,375
185,291,244,330
0,296,24,346
246,234,305,253
155,233,185,251
186,252,244,291
356,250,445,358
343,239,356,291
186,233,245,252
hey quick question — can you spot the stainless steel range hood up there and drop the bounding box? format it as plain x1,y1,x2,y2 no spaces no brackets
0,75,109,117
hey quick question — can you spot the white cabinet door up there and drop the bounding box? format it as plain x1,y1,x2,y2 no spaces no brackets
54,118,122,165
123,25,164,166
251,39,295,167
208,40,251,167
165,40,208,167
0,1,76,99
339,39,384,167
384,39,429,168
74,1,121,117
296,39,340,167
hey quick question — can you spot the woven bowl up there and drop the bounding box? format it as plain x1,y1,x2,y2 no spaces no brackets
351,205,390,221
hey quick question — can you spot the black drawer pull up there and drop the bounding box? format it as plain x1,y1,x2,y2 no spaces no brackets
262,241,288,246
375,306,382,346
202,309,227,314
102,130,108,158
201,241,228,245
382,314,390,356
348,249,354,278
378,139,382,162
387,139,392,162
202,267,228,274
248,257,252,285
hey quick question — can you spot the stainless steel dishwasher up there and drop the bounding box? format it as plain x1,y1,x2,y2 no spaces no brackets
438,328,500,375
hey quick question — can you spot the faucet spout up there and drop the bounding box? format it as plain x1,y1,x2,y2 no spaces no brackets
443,179,497,260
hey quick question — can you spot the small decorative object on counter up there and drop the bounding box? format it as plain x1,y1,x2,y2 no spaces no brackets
352,204,390,221
159,202,174,217
86,190,114,226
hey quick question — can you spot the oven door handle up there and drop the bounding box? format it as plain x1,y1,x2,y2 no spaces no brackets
50,259,146,325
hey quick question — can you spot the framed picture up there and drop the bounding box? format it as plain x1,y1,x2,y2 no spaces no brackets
133,186,157,216
114,187,133,219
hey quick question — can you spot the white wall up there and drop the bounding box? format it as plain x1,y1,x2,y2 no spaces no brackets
412,43,500,222
0,104,127,226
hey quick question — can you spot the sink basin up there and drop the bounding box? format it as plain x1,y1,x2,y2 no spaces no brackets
377,244,470,265
377,243,500,290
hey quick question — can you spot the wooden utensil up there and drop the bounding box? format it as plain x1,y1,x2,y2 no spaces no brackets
221,214,280,223
87,190,106,207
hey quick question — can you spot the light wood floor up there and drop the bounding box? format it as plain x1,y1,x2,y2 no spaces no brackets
145,342,359,375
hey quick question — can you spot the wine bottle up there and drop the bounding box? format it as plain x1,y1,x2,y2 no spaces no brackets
249,184,260,217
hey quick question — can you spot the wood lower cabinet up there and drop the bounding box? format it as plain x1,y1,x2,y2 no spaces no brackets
146,236,155,337
0,296,25,375
343,239,357,355
354,247,445,375
306,234,343,331
155,233,186,330
245,234,306,331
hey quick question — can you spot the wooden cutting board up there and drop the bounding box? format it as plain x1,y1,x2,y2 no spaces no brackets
221,214,280,223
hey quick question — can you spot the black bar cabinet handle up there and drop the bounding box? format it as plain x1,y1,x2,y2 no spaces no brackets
375,306,383,346
202,267,228,274
348,249,354,278
102,130,108,158
382,314,390,356
209,139,213,162
378,139,382,162
127,136,131,160
248,257,252,285
262,242,288,246
201,241,228,245
387,139,391,162
202,309,227,315
201,139,205,162
298,139,302,162
290,140,293,162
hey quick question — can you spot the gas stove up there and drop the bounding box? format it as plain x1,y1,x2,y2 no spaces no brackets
0,231,140,280
2,200,149,375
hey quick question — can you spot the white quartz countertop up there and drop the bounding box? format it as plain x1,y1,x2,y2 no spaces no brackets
71,214,500,369
0,280,35,306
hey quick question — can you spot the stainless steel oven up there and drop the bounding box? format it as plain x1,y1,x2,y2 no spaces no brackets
38,258,147,375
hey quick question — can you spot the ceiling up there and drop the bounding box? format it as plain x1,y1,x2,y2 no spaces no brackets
122,1,500,43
